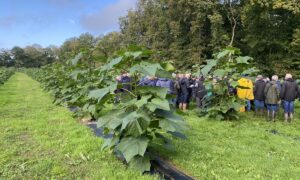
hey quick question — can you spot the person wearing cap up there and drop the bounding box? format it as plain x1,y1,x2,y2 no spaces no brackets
280,73,300,122
254,75,266,116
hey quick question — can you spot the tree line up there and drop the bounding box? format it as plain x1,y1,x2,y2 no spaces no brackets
1,0,300,77
0,45,59,68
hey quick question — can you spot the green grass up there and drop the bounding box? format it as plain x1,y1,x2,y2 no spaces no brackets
0,73,156,179
3,72,300,179
158,108,300,179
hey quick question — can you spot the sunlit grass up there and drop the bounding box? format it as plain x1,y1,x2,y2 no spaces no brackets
158,105,300,179
0,73,155,179
3,72,300,179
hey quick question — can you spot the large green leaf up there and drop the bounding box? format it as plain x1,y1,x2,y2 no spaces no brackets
150,98,170,111
132,51,143,59
98,111,124,130
236,56,252,64
138,86,168,99
121,111,151,136
129,156,151,172
88,87,110,102
213,69,226,78
230,80,239,88
102,57,123,71
201,60,217,76
155,109,187,133
124,51,143,59
216,50,230,59
117,137,149,162
135,95,151,108
130,62,161,77
101,136,120,150
162,62,175,72
121,112,139,131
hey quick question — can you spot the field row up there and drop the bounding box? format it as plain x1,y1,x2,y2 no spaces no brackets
0,68,14,85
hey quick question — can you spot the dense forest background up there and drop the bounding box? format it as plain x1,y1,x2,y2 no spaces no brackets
1,0,300,77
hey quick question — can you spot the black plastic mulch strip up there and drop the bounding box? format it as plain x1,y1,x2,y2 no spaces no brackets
150,157,194,180
86,121,194,180
86,123,113,139
67,106,194,179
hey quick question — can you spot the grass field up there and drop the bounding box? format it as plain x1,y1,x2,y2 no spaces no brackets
158,110,300,179
0,73,155,179
2,73,300,179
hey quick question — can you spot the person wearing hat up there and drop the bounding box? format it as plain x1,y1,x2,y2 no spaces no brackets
254,75,266,116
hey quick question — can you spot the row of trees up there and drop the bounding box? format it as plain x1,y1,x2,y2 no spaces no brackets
0,45,59,67
57,0,300,77
0,32,123,68
1,0,299,77
119,0,300,77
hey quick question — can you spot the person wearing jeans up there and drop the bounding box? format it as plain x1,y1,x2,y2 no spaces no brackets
264,75,280,121
254,75,266,116
280,73,300,122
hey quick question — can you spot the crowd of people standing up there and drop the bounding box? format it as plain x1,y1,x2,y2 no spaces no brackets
115,71,300,122
241,73,300,122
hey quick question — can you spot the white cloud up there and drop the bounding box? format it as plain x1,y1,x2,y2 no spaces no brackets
80,0,137,33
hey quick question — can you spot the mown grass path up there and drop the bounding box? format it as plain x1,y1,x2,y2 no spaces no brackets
0,73,155,179
162,109,300,179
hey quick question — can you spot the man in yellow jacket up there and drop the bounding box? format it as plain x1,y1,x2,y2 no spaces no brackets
237,76,254,112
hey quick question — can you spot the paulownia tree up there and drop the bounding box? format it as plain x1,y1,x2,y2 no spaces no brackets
84,49,187,172
200,47,258,120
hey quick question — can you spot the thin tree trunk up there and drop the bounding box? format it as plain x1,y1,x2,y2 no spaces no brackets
227,0,238,47
229,18,237,47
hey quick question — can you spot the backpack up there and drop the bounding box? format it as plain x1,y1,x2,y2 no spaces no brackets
174,80,181,94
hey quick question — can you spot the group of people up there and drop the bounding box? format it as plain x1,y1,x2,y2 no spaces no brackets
115,72,207,110
115,71,300,122
238,74,300,122
138,73,209,111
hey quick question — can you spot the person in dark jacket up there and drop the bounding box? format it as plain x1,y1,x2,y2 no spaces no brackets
264,75,280,121
186,73,195,103
280,73,300,122
194,76,207,108
254,75,266,116
179,74,190,111
174,74,183,108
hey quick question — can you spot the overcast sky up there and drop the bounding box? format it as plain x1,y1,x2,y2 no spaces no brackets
0,0,137,49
